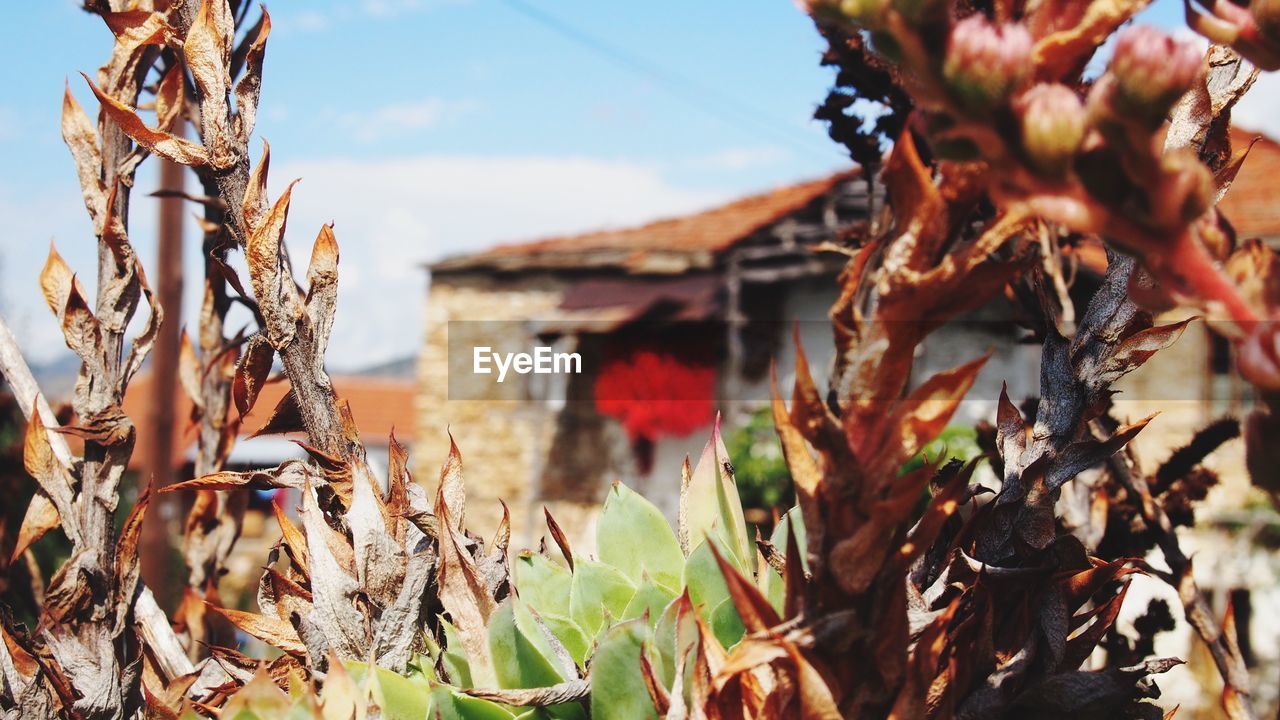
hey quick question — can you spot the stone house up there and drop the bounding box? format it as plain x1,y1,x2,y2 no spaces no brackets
416,168,1044,543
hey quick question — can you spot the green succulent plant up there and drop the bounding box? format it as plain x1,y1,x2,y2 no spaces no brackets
423,420,801,719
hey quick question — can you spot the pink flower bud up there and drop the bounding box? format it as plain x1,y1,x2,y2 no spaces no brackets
943,16,1034,113
1016,83,1086,177
1108,26,1203,125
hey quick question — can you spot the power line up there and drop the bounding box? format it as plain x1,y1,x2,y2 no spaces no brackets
496,0,843,164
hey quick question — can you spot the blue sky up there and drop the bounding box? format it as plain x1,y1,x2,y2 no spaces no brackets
1,0,1274,371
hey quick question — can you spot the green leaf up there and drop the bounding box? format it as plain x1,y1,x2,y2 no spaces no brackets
761,506,806,613
490,599,565,689
569,559,636,639
539,612,591,668
621,574,676,628
710,597,746,649
440,617,474,688
346,661,433,720
589,619,660,720
682,420,752,572
651,595,699,699
597,482,684,589
682,536,731,617
514,551,573,617
432,687,517,720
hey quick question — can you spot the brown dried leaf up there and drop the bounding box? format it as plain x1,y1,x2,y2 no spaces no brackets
386,430,411,542
783,643,842,720
348,456,406,604
299,482,365,658
101,10,177,48
372,546,435,672
771,368,823,574
1032,0,1148,80
883,130,947,264
707,539,780,634
113,482,151,633
543,506,574,571
60,85,106,230
1097,319,1192,387
272,502,310,579
251,386,305,437
876,353,989,468
39,242,75,320
232,333,274,418
233,7,271,145
82,73,210,167
22,405,76,535
436,476,497,687
246,179,301,348
12,493,59,564
305,223,339,363
1059,583,1131,671
243,138,270,234
177,329,204,411
206,605,306,655
899,460,976,569
121,262,161,391
154,62,185,133
184,0,236,169
437,434,466,531
828,518,889,596
161,460,312,494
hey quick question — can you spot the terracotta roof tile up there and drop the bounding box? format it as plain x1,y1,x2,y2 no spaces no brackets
123,373,416,471
1221,127,1280,240
431,169,861,274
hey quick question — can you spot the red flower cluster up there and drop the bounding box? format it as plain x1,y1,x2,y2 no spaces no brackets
594,346,716,444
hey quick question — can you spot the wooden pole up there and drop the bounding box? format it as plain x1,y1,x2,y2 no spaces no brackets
140,137,186,601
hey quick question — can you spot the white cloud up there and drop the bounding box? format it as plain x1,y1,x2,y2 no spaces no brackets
684,146,789,172
1,154,729,374
294,11,330,32
269,154,729,370
340,98,474,143
1233,71,1280,139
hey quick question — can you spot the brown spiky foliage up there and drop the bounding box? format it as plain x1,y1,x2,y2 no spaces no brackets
2,1,1279,719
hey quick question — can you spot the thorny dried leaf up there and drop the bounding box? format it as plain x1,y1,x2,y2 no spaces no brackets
178,329,204,411
161,459,315,494
82,73,211,167
185,0,237,169
246,179,303,349
60,85,106,232
305,223,339,366
12,493,60,565
232,332,274,418
435,463,498,688
206,605,306,655
232,7,271,145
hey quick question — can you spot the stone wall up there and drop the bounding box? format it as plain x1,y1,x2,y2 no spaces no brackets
415,272,573,545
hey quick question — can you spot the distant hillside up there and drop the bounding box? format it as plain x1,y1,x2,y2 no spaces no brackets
29,352,79,405
346,355,415,378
